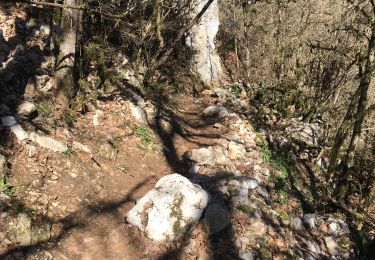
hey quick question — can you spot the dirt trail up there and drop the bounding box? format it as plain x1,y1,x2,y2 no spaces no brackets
4,94,221,260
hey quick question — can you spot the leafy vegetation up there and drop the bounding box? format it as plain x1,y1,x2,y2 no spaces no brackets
0,177,13,196
134,126,153,145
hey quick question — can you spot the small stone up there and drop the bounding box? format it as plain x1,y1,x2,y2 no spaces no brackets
204,202,231,235
227,141,246,160
39,24,50,35
24,78,35,97
0,192,11,212
50,175,59,180
202,104,228,118
188,164,200,175
35,75,53,92
29,132,68,152
10,124,28,141
72,141,91,154
93,110,103,127
303,214,315,229
0,154,6,177
187,148,214,165
307,240,322,255
18,101,36,116
239,177,259,190
27,145,38,157
290,216,304,230
239,250,253,260
324,236,340,255
236,236,250,249
70,173,77,178
259,167,270,177
1,116,17,126
99,142,118,159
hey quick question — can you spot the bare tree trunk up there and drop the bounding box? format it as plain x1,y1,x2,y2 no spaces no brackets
334,26,375,199
55,0,82,108
327,86,361,184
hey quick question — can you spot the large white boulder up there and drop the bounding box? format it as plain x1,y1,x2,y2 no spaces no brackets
126,174,210,242
186,0,222,86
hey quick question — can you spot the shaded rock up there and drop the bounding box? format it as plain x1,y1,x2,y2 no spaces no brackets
0,192,11,212
129,102,147,124
99,142,118,159
18,101,36,116
239,250,253,260
1,116,17,127
35,75,53,92
204,202,231,235
126,174,210,242
24,78,36,97
0,154,6,178
285,119,321,147
8,214,32,246
187,147,215,165
188,164,200,175
10,124,28,141
328,218,349,236
202,104,228,118
8,213,50,247
307,240,322,255
290,216,304,230
324,236,340,256
303,214,315,229
238,176,259,190
29,132,68,152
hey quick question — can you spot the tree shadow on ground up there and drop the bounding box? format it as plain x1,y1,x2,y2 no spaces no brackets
0,177,154,258
151,93,241,259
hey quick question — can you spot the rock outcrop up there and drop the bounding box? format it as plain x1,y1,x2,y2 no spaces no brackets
186,0,222,86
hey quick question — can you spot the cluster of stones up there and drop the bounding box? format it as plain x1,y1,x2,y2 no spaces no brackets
182,87,353,259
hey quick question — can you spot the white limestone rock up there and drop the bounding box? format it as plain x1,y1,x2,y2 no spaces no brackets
187,147,215,165
186,0,222,86
18,101,36,116
126,173,210,242
202,104,228,118
10,124,28,141
29,132,68,153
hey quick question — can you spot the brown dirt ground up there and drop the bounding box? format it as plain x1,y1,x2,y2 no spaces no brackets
2,94,226,260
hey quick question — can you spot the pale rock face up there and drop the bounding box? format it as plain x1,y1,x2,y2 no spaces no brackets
126,174,210,242
187,0,222,86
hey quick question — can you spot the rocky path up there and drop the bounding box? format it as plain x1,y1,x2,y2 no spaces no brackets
1,89,356,259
